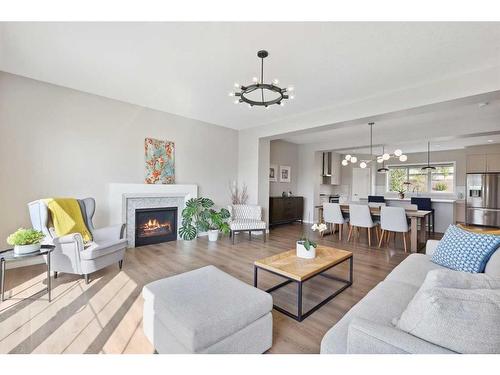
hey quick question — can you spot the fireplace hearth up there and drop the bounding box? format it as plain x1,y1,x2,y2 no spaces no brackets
135,207,177,247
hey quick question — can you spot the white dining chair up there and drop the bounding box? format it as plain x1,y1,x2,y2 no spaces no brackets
323,203,349,241
378,206,410,252
368,202,386,208
348,204,379,246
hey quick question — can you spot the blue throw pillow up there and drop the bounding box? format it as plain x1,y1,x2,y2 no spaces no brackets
431,225,500,273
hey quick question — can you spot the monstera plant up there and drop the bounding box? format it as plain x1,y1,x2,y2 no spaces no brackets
179,197,230,241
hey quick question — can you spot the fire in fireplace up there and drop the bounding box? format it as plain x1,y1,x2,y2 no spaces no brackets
135,207,178,247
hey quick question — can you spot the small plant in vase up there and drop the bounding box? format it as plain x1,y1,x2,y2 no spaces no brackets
296,223,327,259
7,228,45,255
206,208,231,242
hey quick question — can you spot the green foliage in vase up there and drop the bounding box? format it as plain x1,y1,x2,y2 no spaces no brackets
179,198,231,240
7,228,45,246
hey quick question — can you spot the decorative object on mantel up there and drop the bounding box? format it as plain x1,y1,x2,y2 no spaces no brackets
229,181,249,205
145,138,175,184
280,165,291,183
269,164,277,182
421,141,437,171
179,197,230,241
296,223,327,259
7,228,45,255
229,50,294,108
342,122,407,168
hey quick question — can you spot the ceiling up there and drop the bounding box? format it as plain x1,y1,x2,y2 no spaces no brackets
1,22,500,130
281,94,500,153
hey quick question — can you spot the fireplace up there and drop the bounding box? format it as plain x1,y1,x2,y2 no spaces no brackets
134,207,178,247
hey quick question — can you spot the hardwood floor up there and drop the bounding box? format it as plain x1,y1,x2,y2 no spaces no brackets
0,223,435,354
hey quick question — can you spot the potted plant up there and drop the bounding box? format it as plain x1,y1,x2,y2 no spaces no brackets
206,208,231,242
179,197,230,241
296,223,327,259
7,228,45,255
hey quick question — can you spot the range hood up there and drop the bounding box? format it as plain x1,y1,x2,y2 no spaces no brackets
322,152,332,177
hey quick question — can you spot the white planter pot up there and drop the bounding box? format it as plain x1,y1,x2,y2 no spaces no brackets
14,243,41,255
208,230,219,242
296,241,316,259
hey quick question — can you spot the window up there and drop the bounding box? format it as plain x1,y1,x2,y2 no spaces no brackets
387,163,455,194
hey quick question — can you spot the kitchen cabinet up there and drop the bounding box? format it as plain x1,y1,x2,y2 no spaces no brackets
466,153,500,173
487,153,500,172
454,200,465,224
466,154,487,173
269,196,304,226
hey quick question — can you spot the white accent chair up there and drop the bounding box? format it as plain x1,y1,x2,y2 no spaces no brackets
28,198,127,284
228,205,267,244
348,204,379,247
323,203,349,241
378,206,410,252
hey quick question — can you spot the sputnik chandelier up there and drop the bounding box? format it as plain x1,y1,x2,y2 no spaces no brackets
341,122,407,170
229,50,294,108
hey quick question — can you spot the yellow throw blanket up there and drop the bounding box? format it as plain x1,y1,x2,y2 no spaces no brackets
44,198,93,243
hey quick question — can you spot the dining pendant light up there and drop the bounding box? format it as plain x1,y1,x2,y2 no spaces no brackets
421,141,436,170
377,145,389,173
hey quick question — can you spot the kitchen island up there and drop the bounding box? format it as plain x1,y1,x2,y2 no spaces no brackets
360,197,456,233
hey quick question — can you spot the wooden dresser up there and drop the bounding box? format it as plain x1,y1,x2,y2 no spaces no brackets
269,196,304,226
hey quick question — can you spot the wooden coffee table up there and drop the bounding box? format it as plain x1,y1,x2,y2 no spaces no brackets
254,246,353,322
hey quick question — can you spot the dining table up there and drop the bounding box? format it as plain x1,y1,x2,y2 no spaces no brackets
315,203,432,253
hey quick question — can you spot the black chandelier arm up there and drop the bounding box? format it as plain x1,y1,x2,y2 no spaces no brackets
231,50,293,107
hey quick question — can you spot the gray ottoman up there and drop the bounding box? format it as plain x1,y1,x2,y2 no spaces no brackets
142,265,273,353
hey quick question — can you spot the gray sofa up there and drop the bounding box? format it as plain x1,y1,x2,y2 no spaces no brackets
320,239,500,354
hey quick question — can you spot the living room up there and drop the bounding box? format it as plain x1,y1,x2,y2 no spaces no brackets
1,1,500,374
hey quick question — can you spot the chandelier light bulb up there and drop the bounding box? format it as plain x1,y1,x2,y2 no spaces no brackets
290,95,295,100
234,99,240,104
377,157,384,163
228,92,235,97
288,86,295,92
234,83,240,88
382,153,390,161
345,154,351,160
360,162,367,169
252,77,259,83
399,154,408,162
394,149,403,157
273,78,279,85
342,159,348,166
350,156,358,163
280,102,285,106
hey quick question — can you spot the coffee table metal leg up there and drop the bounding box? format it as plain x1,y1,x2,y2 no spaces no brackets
297,281,303,321
47,252,51,302
349,256,353,283
1,258,4,302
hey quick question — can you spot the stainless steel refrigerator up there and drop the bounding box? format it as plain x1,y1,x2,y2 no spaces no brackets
466,173,500,227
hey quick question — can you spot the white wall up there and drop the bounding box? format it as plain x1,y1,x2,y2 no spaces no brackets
0,72,238,247
269,140,299,197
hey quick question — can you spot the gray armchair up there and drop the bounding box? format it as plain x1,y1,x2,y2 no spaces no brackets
28,198,127,283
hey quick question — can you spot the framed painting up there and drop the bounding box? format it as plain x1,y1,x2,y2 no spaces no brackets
269,164,277,182
144,138,175,184
280,165,291,183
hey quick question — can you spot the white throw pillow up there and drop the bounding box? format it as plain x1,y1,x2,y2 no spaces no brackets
395,269,500,354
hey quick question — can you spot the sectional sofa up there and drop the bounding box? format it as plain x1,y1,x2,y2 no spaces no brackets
320,239,500,354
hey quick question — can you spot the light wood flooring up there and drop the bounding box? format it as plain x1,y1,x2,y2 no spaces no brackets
0,223,437,354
